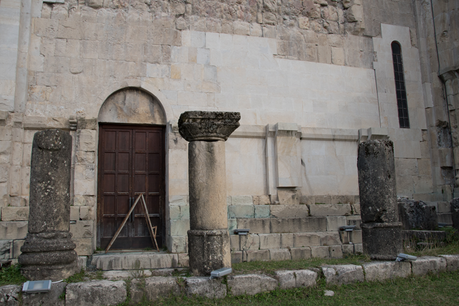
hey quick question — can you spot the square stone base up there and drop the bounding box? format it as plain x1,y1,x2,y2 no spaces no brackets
361,222,403,260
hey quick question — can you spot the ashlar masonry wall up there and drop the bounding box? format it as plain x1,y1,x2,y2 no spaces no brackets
0,0,445,257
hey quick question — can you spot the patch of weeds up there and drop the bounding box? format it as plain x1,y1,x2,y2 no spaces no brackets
176,277,186,292
64,269,86,283
143,247,153,251
95,247,103,252
95,270,104,280
117,278,131,306
441,226,459,243
0,264,27,286
130,260,146,279
172,268,190,277
59,289,66,301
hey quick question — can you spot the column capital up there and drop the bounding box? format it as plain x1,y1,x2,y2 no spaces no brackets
178,111,241,142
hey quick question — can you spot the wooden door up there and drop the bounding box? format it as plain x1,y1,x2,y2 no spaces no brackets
97,124,165,250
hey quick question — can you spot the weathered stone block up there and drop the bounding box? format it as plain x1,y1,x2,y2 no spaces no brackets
230,234,260,251
398,199,437,230
440,255,459,272
0,221,28,239
91,253,179,270
228,205,254,218
362,222,403,260
253,195,270,205
326,216,347,231
308,204,351,216
254,205,270,218
329,245,343,258
0,240,11,260
231,251,243,264
131,277,180,303
451,198,459,230
275,269,317,289
0,285,20,306
319,232,341,246
270,205,309,218
73,238,93,256
362,261,411,282
290,247,312,260
1,207,29,221
237,218,270,234
259,234,281,249
281,233,294,248
185,277,226,299
22,282,66,306
411,256,447,276
228,274,278,296
271,217,327,233
66,281,126,306
322,265,364,285
231,195,253,205
293,233,321,247
246,250,270,262
270,249,291,261
70,206,79,221
311,246,330,258
277,189,300,205
70,221,94,238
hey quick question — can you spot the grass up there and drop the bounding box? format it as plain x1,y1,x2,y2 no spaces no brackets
232,254,371,275
143,270,459,306
0,264,27,286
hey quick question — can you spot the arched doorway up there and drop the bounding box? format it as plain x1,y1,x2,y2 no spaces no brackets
97,88,166,250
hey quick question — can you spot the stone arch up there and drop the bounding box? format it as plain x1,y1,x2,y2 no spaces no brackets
98,87,167,124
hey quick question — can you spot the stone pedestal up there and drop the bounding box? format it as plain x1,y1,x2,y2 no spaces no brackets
357,139,402,260
179,111,240,276
19,129,78,280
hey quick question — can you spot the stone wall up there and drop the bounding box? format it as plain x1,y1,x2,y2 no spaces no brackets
0,0,456,258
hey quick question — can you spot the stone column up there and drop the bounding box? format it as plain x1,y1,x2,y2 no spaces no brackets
178,111,240,276
19,129,78,280
357,139,403,260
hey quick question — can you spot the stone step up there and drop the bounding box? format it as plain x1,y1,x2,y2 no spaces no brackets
229,231,363,251
91,252,189,271
231,244,363,263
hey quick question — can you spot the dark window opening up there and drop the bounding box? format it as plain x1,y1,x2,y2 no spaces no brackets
391,41,410,128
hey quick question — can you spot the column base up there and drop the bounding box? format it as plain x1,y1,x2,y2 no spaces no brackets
188,229,231,276
18,232,78,281
361,222,403,260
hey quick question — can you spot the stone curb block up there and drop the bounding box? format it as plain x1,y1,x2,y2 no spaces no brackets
185,277,226,299
439,255,459,272
411,256,447,276
131,276,180,303
322,264,364,285
228,274,278,296
0,285,20,305
275,269,318,289
362,261,411,282
65,280,126,306
22,282,66,306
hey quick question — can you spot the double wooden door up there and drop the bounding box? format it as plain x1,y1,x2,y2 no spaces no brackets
97,124,165,250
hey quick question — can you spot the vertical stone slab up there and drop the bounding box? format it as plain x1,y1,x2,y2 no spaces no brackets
179,111,240,276
357,139,402,260
19,129,78,280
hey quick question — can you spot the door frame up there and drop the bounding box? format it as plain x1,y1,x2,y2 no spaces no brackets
96,123,166,250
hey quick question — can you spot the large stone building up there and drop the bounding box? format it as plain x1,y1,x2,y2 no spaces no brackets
0,0,458,262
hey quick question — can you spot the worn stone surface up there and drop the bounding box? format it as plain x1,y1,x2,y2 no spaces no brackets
66,280,126,306
358,140,398,224
22,282,66,306
275,269,317,289
0,285,20,306
440,255,459,272
91,253,179,270
411,256,447,276
131,277,180,303
398,199,438,230
188,229,231,276
185,277,226,299
358,140,403,260
228,274,278,296
322,264,364,285
308,204,352,216
179,111,240,141
19,130,77,281
361,222,402,260
362,262,411,282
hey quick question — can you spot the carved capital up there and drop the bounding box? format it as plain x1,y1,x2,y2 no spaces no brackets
178,111,241,142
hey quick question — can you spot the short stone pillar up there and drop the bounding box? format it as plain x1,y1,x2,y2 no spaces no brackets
19,129,78,280
178,111,240,276
357,139,403,260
